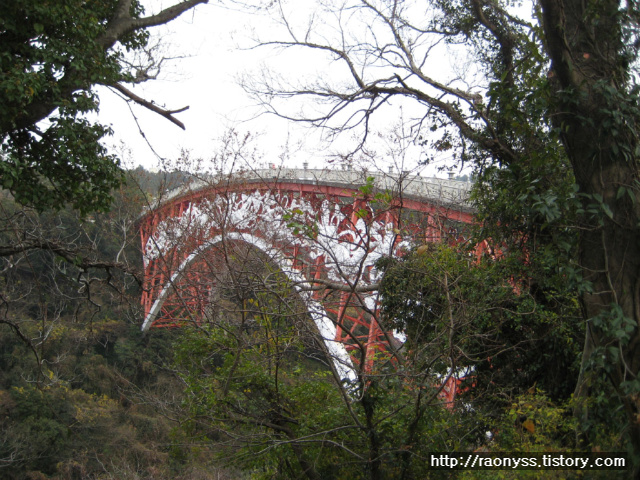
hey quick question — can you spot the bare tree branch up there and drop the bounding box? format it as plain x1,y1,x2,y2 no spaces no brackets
0,239,142,282
110,83,188,130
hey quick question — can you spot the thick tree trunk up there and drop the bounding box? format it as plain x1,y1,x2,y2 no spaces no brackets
540,0,640,458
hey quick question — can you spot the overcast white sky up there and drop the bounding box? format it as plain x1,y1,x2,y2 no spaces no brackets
96,1,459,177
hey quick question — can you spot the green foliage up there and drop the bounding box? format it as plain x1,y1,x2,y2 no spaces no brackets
171,250,471,479
0,0,197,215
283,207,319,238
378,243,583,409
0,316,183,479
458,391,586,480
0,177,241,479
172,285,346,477
0,0,144,213
174,320,467,479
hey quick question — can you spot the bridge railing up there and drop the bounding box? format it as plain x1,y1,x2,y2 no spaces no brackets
150,167,473,212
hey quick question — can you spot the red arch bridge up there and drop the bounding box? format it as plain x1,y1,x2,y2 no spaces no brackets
139,168,476,395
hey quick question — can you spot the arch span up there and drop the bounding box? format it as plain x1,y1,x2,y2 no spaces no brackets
142,232,357,381
139,168,475,373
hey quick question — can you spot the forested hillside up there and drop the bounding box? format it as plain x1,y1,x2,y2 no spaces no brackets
0,170,247,479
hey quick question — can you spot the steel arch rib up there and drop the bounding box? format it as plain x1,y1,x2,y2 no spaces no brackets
142,232,357,382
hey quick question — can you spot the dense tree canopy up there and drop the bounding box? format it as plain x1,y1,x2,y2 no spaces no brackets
0,0,207,214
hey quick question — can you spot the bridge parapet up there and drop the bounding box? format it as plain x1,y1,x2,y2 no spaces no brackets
154,167,473,211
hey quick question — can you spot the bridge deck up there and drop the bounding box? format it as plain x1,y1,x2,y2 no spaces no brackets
152,168,473,211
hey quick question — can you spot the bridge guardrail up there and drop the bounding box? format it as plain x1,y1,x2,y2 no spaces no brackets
148,168,473,213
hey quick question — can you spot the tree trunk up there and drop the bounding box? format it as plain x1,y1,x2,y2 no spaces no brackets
540,0,640,457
